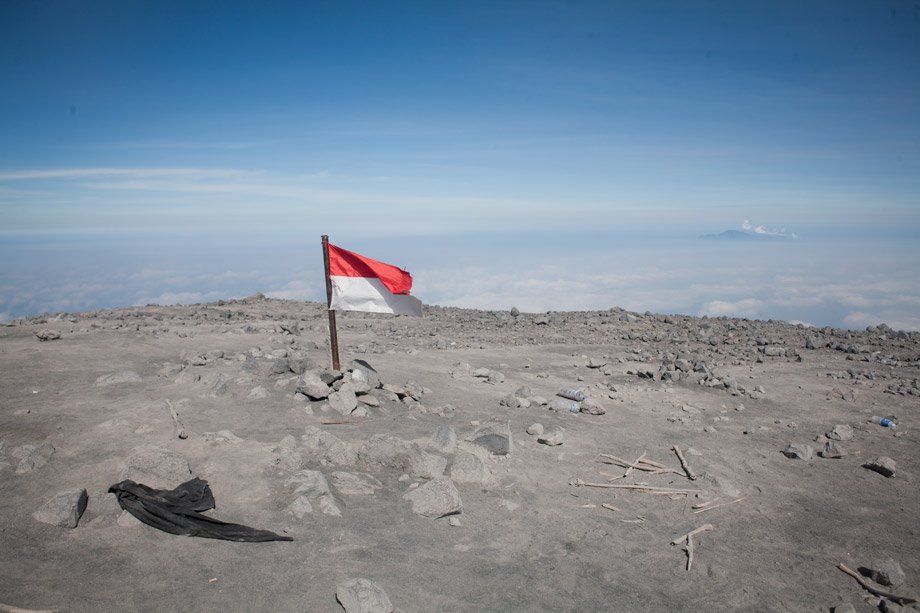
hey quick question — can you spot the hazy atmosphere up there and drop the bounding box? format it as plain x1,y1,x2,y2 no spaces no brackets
2,1,919,327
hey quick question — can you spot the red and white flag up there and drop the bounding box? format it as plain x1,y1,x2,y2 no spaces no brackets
327,243,423,316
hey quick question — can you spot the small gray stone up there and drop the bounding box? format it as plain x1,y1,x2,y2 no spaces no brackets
831,604,857,613
328,386,358,415
525,423,544,436
335,578,393,613
32,488,88,528
296,371,331,400
499,394,521,408
580,397,607,415
781,443,813,460
403,477,462,518
826,424,854,441
865,456,896,478
538,428,564,446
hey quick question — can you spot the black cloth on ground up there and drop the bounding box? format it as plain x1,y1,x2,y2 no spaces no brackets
108,477,293,542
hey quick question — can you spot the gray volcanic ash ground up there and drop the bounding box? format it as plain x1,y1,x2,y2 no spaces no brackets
1,296,918,612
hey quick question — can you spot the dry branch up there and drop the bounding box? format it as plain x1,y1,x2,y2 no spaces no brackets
672,445,697,480
837,564,917,605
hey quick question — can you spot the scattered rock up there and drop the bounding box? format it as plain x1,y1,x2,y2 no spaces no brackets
403,477,462,518
335,578,394,613
328,386,359,415
818,441,846,459
537,428,564,446
121,445,193,489
296,371,331,400
526,423,544,436
580,397,607,415
826,424,854,441
248,386,270,400
781,443,813,460
864,456,896,478
35,329,61,341
32,488,88,528
11,441,55,473
330,471,383,496
449,452,493,485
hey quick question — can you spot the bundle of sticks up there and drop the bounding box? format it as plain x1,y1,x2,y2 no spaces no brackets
597,452,683,479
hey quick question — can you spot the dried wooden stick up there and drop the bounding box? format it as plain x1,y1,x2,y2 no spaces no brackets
693,497,746,514
671,523,714,546
837,564,917,605
601,503,621,512
165,399,187,440
320,419,353,425
623,451,646,479
572,480,701,494
672,445,697,480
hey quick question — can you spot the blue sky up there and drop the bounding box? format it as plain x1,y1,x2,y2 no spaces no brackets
1,1,919,327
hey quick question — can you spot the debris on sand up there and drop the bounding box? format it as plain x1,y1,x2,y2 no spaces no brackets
35,329,61,341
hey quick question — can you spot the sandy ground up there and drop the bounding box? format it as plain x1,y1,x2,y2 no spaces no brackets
1,297,917,612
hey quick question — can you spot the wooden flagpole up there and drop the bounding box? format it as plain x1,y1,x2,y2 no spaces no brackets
321,235,341,370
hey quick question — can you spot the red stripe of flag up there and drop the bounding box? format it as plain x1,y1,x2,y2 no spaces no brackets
327,243,413,295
